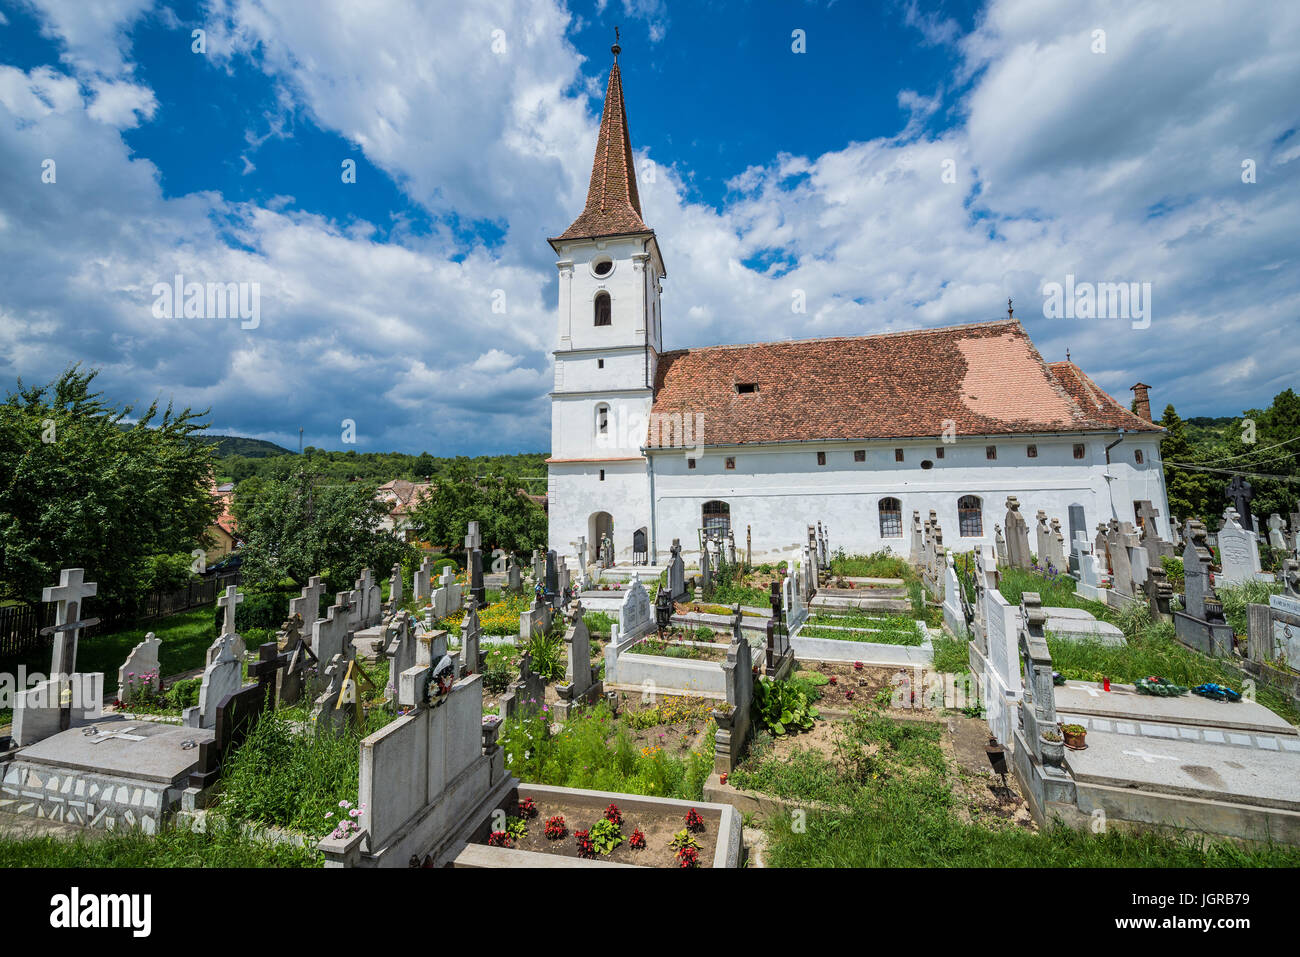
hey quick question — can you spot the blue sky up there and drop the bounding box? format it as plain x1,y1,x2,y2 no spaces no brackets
0,0,1297,455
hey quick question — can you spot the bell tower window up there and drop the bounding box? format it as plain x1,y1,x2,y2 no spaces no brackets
594,291,612,326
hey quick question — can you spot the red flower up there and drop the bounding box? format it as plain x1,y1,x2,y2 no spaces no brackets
828,676,837,685
853,661,863,671
684,808,705,832
487,831,513,848
629,827,646,849
604,803,623,827
518,796,538,818
544,815,567,840
676,845,700,868
574,829,596,859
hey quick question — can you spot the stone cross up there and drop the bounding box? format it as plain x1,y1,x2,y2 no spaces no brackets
459,599,482,677
389,563,404,608
1225,475,1254,531
561,601,594,700
42,568,98,678
217,585,243,637
290,575,326,633
1267,514,1288,552
1003,497,1032,569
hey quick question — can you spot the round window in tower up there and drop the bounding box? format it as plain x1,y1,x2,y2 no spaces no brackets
592,258,613,277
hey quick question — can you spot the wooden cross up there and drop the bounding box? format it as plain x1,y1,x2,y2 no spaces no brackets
41,568,99,678
247,642,287,701
217,585,243,636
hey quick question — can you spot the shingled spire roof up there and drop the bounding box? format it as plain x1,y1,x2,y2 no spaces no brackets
552,43,651,243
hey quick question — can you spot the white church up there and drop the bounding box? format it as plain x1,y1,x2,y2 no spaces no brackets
546,44,1172,566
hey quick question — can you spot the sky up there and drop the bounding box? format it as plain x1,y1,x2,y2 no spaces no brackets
0,0,1296,455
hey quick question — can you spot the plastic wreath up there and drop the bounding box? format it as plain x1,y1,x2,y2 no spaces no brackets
1191,682,1242,702
1134,676,1188,697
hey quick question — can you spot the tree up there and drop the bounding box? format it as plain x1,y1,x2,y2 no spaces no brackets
1215,388,1300,520
0,366,218,613
237,468,412,591
406,462,547,557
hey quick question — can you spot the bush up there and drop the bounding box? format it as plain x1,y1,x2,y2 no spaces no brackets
752,676,819,735
213,589,299,635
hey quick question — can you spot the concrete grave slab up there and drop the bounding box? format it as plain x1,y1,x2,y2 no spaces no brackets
15,718,214,785
1055,681,1297,736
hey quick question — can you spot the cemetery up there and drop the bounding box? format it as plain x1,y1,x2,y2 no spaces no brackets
3,494,1300,871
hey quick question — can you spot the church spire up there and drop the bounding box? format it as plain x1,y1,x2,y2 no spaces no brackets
553,39,650,242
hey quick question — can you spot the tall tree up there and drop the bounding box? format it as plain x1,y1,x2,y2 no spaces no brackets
0,366,218,612
1158,404,1217,527
406,461,547,556
237,468,411,591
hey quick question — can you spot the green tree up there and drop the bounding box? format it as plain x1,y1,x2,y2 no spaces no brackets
237,468,412,591
1158,404,1217,527
0,366,218,613
1215,389,1300,520
406,462,547,556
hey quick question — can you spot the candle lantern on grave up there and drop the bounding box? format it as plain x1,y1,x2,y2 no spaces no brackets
654,588,673,639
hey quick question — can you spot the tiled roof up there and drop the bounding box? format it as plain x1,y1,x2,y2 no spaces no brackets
646,319,1162,448
1048,362,1160,432
551,55,650,243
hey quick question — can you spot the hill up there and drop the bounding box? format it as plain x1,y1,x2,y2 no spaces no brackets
197,435,295,458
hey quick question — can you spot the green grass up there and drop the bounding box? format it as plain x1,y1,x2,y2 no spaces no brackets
499,702,716,801
809,610,917,629
1218,579,1282,637
929,630,972,674
742,709,1300,867
829,550,911,580
798,624,924,646
5,606,218,697
583,610,616,636
0,819,322,867
994,566,1109,616
215,703,395,835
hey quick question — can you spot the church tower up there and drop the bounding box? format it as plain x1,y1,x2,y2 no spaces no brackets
547,40,665,562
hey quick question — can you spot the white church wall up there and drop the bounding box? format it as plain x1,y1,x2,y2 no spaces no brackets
548,460,651,564
555,236,663,354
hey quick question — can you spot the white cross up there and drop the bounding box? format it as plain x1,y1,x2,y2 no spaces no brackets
217,585,243,635
43,568,98,677
1066,683,1101,697
87,726,146,744
1123,748,1177,764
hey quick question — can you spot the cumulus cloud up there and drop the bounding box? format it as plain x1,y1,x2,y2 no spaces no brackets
0,0,1296,459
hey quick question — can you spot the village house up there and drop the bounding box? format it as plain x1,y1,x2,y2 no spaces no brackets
546,44,1172,565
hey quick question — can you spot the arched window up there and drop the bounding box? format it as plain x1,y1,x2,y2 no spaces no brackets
594,291,612,326
958,495,983,537
879,497,902,538
702,500,731,537
595,403,610,437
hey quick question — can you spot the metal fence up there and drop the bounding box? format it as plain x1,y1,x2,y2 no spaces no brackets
0,571,239,660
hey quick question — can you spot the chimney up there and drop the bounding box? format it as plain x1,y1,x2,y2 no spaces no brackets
1130,382,1152,422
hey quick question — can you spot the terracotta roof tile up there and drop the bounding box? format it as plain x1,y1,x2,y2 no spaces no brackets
1048,362,1161,432
646,319,1162,448
552,56,650,243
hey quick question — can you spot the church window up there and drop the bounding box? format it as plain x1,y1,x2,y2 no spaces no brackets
854,450,865,462
599,469,606,481
594,291,612,326
879,498,903,538
935,447,945,459
596,403,610,436
816,451,826,466
1073,443,1085,459
703,500,731,537
894,448,904,462
598,359,604,369
1134,449,1144,464
1027,444,1038,458
592,258,613,277
688,458,696,469
958,496,983,537
725,456,736,470
986,445,997,460
921,460,934,470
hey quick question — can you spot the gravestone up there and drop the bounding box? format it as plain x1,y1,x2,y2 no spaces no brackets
910,510,924,564
117,633,161,707
1066,504,1087,563
1267,514,1288,552
714,612,754,775
994,524,1007,566
519,594,551,641
459,599,482,677
310,655,357,736
667,539,686,600
313,599,354,668
619,579,653,639
1145,566,1174,622
466,521,486,607
531,549,546,585
545,549,560,605
207,586,247,665
1035,511,1053,568
433,566,463,619
765,581,793,678
187,631,244,731
414,557,434,603
783,568,805,630
1173,519,1234,656
389,563,404,610
1225,475,1254,531
1049,518,1067,572
1003,497,1032,569
556,557,571,603
699,538,713,595
499,652,546,722
290,575,326,634
12,569,104,747
1104,521,1136,598
505,554,523,594
1016,593,1060,767
1217,508,1263,586
555,601,601,719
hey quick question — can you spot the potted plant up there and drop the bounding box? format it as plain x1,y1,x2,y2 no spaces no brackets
1039,727,1065,767
1062,723,1087,750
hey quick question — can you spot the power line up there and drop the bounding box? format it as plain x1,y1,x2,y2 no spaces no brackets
1166,461,1300,485
1187,432,1300,467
